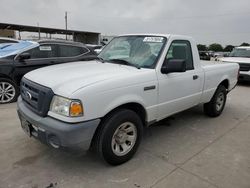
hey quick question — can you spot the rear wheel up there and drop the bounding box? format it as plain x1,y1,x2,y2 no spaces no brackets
204,85,227,117
0,78,18,104
94,109,143,165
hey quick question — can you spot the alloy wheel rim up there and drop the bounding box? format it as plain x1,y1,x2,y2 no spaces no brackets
111,122,137,156
0,82,16,103
216,92,225,111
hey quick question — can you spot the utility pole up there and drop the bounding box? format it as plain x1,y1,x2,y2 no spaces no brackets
18,30,21,40
65,11,68,40
37,22,41,40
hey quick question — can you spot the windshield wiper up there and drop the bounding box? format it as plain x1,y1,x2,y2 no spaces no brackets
95,56,105,63
108,59,141,69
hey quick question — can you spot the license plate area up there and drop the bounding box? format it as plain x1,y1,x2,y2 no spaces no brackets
21,118,31,137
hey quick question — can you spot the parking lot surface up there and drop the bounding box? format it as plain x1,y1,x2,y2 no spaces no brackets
0,84,250,188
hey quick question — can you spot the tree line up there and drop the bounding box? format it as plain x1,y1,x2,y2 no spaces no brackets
197,42,250,52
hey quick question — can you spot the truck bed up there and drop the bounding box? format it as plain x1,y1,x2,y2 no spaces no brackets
201,60,226,66
200,60,239,103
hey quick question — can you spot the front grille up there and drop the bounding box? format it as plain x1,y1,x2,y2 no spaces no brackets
239,63,250,72
21,78,54,117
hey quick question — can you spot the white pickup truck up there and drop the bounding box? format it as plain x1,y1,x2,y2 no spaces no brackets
17,34,239,165
219,46,250,81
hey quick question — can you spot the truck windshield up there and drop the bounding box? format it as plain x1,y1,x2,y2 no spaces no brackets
229,48,250,58
98,36,167,68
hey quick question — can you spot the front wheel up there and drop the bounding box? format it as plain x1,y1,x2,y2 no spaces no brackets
204,85,227,117
94,109,143,165
0,78,18,104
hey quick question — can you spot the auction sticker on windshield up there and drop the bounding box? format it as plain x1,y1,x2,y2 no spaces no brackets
143,37,164,43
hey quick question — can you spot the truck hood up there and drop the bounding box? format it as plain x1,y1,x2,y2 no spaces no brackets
220,57,250,64
24,61,143,97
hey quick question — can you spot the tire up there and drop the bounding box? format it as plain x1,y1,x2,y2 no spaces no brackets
0,78,19,104
94,109,143,165
204,85,227,117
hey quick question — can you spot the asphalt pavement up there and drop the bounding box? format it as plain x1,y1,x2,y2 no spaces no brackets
0,83,250,188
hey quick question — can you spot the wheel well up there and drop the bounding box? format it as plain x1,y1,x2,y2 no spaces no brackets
90,102,147,150
219,79,229,90
102,103,147,126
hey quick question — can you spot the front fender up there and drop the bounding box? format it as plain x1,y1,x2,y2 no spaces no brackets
102,94,147,117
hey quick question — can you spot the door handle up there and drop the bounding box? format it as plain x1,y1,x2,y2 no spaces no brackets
144,85,156,91
193,75,199,80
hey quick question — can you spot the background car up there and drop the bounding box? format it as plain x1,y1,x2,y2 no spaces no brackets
214,52,227,61
0,43,16,49
0,37,19,44
219,46,250,81
0,40,96,104
199,51,211,60
0,37,21,51
0,40,37,57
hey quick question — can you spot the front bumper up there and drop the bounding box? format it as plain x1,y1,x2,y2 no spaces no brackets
239,71,250,81
17,97,100,150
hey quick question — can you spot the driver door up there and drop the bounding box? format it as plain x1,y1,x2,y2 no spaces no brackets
157,40,203,120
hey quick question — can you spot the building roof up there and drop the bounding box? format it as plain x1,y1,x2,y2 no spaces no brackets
0,22,100,35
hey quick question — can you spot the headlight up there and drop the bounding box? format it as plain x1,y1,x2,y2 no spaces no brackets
50,95,84,117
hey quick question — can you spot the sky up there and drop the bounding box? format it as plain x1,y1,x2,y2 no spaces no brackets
0,0,250,46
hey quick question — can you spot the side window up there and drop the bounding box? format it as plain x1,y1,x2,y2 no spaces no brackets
24,44,57,59
166,40,194,70
59,45,88,57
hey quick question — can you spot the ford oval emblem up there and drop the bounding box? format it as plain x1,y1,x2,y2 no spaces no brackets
26,91,32,100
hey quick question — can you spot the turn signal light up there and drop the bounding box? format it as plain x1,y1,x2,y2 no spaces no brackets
70,101,83,117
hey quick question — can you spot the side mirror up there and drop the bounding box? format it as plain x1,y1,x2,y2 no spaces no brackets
161,59,186,74
18,53,31,61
